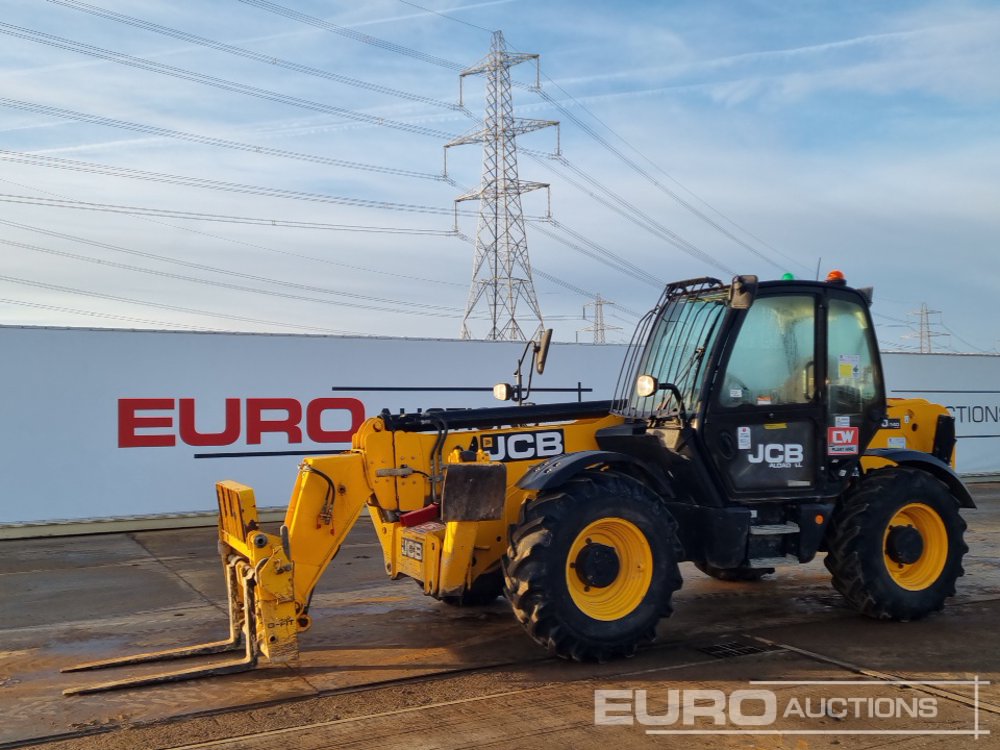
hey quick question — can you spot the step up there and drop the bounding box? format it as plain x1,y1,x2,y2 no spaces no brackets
747,556,793,568
749,523,800,536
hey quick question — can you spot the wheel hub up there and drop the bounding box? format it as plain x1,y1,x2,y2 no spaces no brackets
885,524,924,565
574,542,620,588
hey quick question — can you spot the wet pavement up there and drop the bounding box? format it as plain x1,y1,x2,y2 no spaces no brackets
1,484,998,749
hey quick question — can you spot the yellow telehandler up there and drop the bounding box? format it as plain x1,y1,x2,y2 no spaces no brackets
64,274,972,694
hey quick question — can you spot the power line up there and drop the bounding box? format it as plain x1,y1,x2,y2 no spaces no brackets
609,311,641,325
238,0,466,71
0,275,367,335
940,323,990,354
0,22,458,140
229,2,792,280
1,237,463,319
8,7,796,332
223,2,794,276
550,148,780,273
0,297,224,331
0,176,466,289
528,152,735,276
455,99,733,286
527,78,811,273
5,166,653,333
47,0,463,112
0,149,483,217
0,192,463,232
0,230,465,318
458,221,657,303
506,264,642,319
532,268,595,299
396,0,495,33
529,220,664,287
0,98,451,183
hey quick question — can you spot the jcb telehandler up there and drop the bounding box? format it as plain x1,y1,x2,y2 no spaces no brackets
64,274,972,695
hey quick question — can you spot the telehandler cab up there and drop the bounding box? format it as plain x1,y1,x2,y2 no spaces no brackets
64,274,972,695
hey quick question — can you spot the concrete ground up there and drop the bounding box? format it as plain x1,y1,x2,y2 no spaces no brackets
1,485,998,750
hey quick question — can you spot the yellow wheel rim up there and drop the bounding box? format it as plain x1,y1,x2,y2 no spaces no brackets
883,503,948,591
566,517,653,621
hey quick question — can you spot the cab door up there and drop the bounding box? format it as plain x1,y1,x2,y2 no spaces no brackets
823,290,885,472
702,291,825,499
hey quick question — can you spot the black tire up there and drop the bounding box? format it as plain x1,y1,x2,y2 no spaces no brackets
824,467,967,620
502,470,683,661
695,561,773,582
440,569,504,606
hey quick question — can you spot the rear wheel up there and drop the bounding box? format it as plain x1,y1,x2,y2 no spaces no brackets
824,467,967,620
695,562,773,582
503,470,682,661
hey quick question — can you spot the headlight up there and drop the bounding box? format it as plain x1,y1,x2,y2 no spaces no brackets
635,374,659,398
493,382,513,401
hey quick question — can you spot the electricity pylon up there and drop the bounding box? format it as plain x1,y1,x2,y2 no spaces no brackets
579,293,621,344
446,30,557,341
908,303,949,353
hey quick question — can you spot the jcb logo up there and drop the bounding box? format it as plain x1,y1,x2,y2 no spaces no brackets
748,443,804,469
401,539,423,561
483,430,565,462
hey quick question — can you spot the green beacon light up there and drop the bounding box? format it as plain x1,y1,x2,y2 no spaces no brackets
781,272,795,281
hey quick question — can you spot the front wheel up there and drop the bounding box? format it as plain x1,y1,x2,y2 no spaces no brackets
503,470,682,661
824,467,967,620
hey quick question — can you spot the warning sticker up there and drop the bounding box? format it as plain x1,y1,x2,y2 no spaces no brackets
827,426,860,455
888,437,907,449
838,354,861,380
737,426,751,450
756,395,772,406
835,415,851,428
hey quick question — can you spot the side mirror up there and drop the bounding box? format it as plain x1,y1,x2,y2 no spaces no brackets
534,328,553,375
729,275,758,309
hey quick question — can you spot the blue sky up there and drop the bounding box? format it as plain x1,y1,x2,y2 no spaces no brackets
1,0,998,349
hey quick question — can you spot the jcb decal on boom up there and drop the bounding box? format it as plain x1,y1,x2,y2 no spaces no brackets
482,429,565,462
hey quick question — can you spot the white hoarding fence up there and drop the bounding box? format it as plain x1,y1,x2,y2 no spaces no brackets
0,327,996,532
881,352,1000,476
0,327,623,526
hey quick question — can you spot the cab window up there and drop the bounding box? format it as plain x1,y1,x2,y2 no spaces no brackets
719,295,816,408
827,297,880,418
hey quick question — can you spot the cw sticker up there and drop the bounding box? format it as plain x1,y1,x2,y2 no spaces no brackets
828,426,859,455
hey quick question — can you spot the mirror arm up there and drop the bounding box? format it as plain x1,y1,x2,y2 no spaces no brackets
660,383,689,425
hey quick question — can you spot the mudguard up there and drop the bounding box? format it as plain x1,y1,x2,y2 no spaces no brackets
516,449,673,498
865,448,976,508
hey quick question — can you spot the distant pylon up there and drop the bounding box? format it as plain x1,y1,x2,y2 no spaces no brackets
906,303,949,353
446,30,558,341
579,293,621,344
